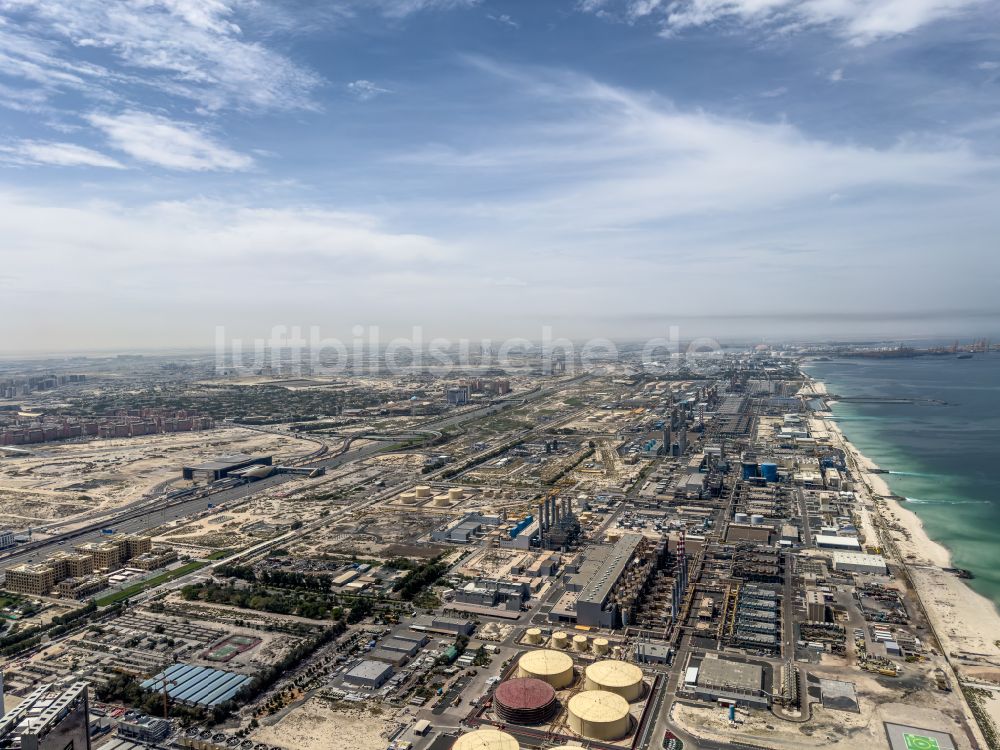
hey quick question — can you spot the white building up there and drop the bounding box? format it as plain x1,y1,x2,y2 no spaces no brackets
831,551,887,575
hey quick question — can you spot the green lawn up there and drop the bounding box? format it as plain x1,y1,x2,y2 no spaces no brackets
203,548,237,560
95,561,207,606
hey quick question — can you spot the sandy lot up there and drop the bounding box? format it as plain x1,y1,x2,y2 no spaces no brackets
253,698,398,750
0,428,307,526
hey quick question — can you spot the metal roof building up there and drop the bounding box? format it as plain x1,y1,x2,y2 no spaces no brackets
141,664,252,707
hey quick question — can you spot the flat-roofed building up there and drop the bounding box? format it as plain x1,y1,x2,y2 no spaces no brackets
831,551,887,575
122,534,152,559
5,563,56,596
0,680,91,749
75,541,122,571
182,454,272,481
806,589,826,622
49,551,94,579
344,659,394,689
688,655,768,708
55,575,108,599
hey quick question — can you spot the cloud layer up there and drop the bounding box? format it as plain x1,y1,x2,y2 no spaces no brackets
581,0,985,44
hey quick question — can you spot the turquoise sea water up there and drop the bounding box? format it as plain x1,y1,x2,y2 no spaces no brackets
805,353,1000,610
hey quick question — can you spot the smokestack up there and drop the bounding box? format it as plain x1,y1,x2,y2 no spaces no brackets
554,498,560,526
537,503,544,534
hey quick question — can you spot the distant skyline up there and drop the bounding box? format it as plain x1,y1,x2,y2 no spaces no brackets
1,0,999,350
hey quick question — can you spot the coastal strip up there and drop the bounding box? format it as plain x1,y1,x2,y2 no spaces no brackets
804,376,1000,743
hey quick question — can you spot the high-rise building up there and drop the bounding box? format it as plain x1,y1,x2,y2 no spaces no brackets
0,681,91,750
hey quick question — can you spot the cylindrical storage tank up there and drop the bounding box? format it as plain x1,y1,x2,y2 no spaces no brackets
493,678,558,725
516,649,574,689
524,628,543,645
751,514,765,526
734,512,749,524
415,485,432,498
552,631,569,649
592,637,610,656
399,492,417,505
448,487,464,500
572,634,589,652
451,729,520,750
434,495,451,506
567,690,630,741
584,660,644,702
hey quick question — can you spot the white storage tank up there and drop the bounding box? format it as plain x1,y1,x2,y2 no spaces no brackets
516,649,575,689
552,631,570,649
584,660,644,702
524,628,543,645
567,690,630,741
452,729,520,750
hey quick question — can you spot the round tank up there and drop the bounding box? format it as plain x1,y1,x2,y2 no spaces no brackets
493,678,558,725
414,485,432,498
567,690,630,741
524,628,543,645
572,634,589,652
751,514,764,525
516,649,574,689
399,492,417,505
592,637,610,655
452,730,520,750
552,631,570,649
448,487,464,500
734,512,749,524
434,495,451,507
584,660,644,702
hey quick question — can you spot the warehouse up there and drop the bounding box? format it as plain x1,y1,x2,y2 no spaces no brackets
344,659,394,689
815,534,862,551
182,454,272,481
687,656,768,708
831,550,888,575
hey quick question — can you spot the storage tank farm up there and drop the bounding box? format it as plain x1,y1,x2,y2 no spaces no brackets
451,729,520,750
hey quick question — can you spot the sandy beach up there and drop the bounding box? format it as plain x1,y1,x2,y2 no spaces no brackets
806,376,1000,734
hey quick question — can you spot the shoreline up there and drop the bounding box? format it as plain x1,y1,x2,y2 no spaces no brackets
802,376,1000,687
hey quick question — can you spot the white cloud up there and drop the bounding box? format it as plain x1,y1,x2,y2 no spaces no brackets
347,80,391,101
977,61,1000,70
761,86,788,97
581,0,986,45
829,67,844,81
401,62,992,230
0,140,124,168
368,0,480,18
87,111,253,171
0,0,320,112
487,13,520,28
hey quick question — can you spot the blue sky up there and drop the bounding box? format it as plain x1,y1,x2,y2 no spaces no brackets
1,0,999,350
